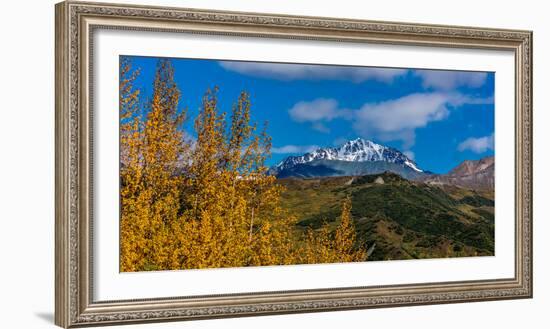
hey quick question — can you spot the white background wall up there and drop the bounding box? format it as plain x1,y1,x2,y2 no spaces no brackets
0,0,547,328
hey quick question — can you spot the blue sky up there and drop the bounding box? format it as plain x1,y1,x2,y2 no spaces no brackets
122,55,495,174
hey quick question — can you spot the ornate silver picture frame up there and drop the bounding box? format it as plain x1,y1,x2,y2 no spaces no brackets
55,1,532,327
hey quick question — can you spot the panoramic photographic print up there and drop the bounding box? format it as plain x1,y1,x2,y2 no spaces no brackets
119,56,495,272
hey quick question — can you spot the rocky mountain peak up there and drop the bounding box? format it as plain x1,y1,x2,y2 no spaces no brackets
273,138,423,173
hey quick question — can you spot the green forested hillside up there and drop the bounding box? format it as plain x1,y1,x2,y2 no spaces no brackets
278,172,494,261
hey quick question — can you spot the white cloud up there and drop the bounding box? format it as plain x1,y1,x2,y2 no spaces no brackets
458,133,495,153
311,122,330,133
288,98,352,133
355,93,449,132
403,150,415,160
353,93,462,148
219,61,407,83
182,130,196,142
221,61,489,91
182,131,197,150
288,98,350,123
287,92,491,150
415,70,488,90
271,144,320,154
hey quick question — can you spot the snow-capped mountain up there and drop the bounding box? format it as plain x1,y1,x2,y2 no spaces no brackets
273,138,423,174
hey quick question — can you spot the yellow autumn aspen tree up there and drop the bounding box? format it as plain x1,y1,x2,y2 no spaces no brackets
334,197,367,262
229,99,299,267
178,88,229,269
301,198,366,264
141,59,188,270
119,58,147,272
177,90,299,269
119,58,368,271
120,58,188,271
301,224,336,264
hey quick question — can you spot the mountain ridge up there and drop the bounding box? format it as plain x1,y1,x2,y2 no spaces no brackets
272,159,428,180
269,138,494,191
422,156,494,191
